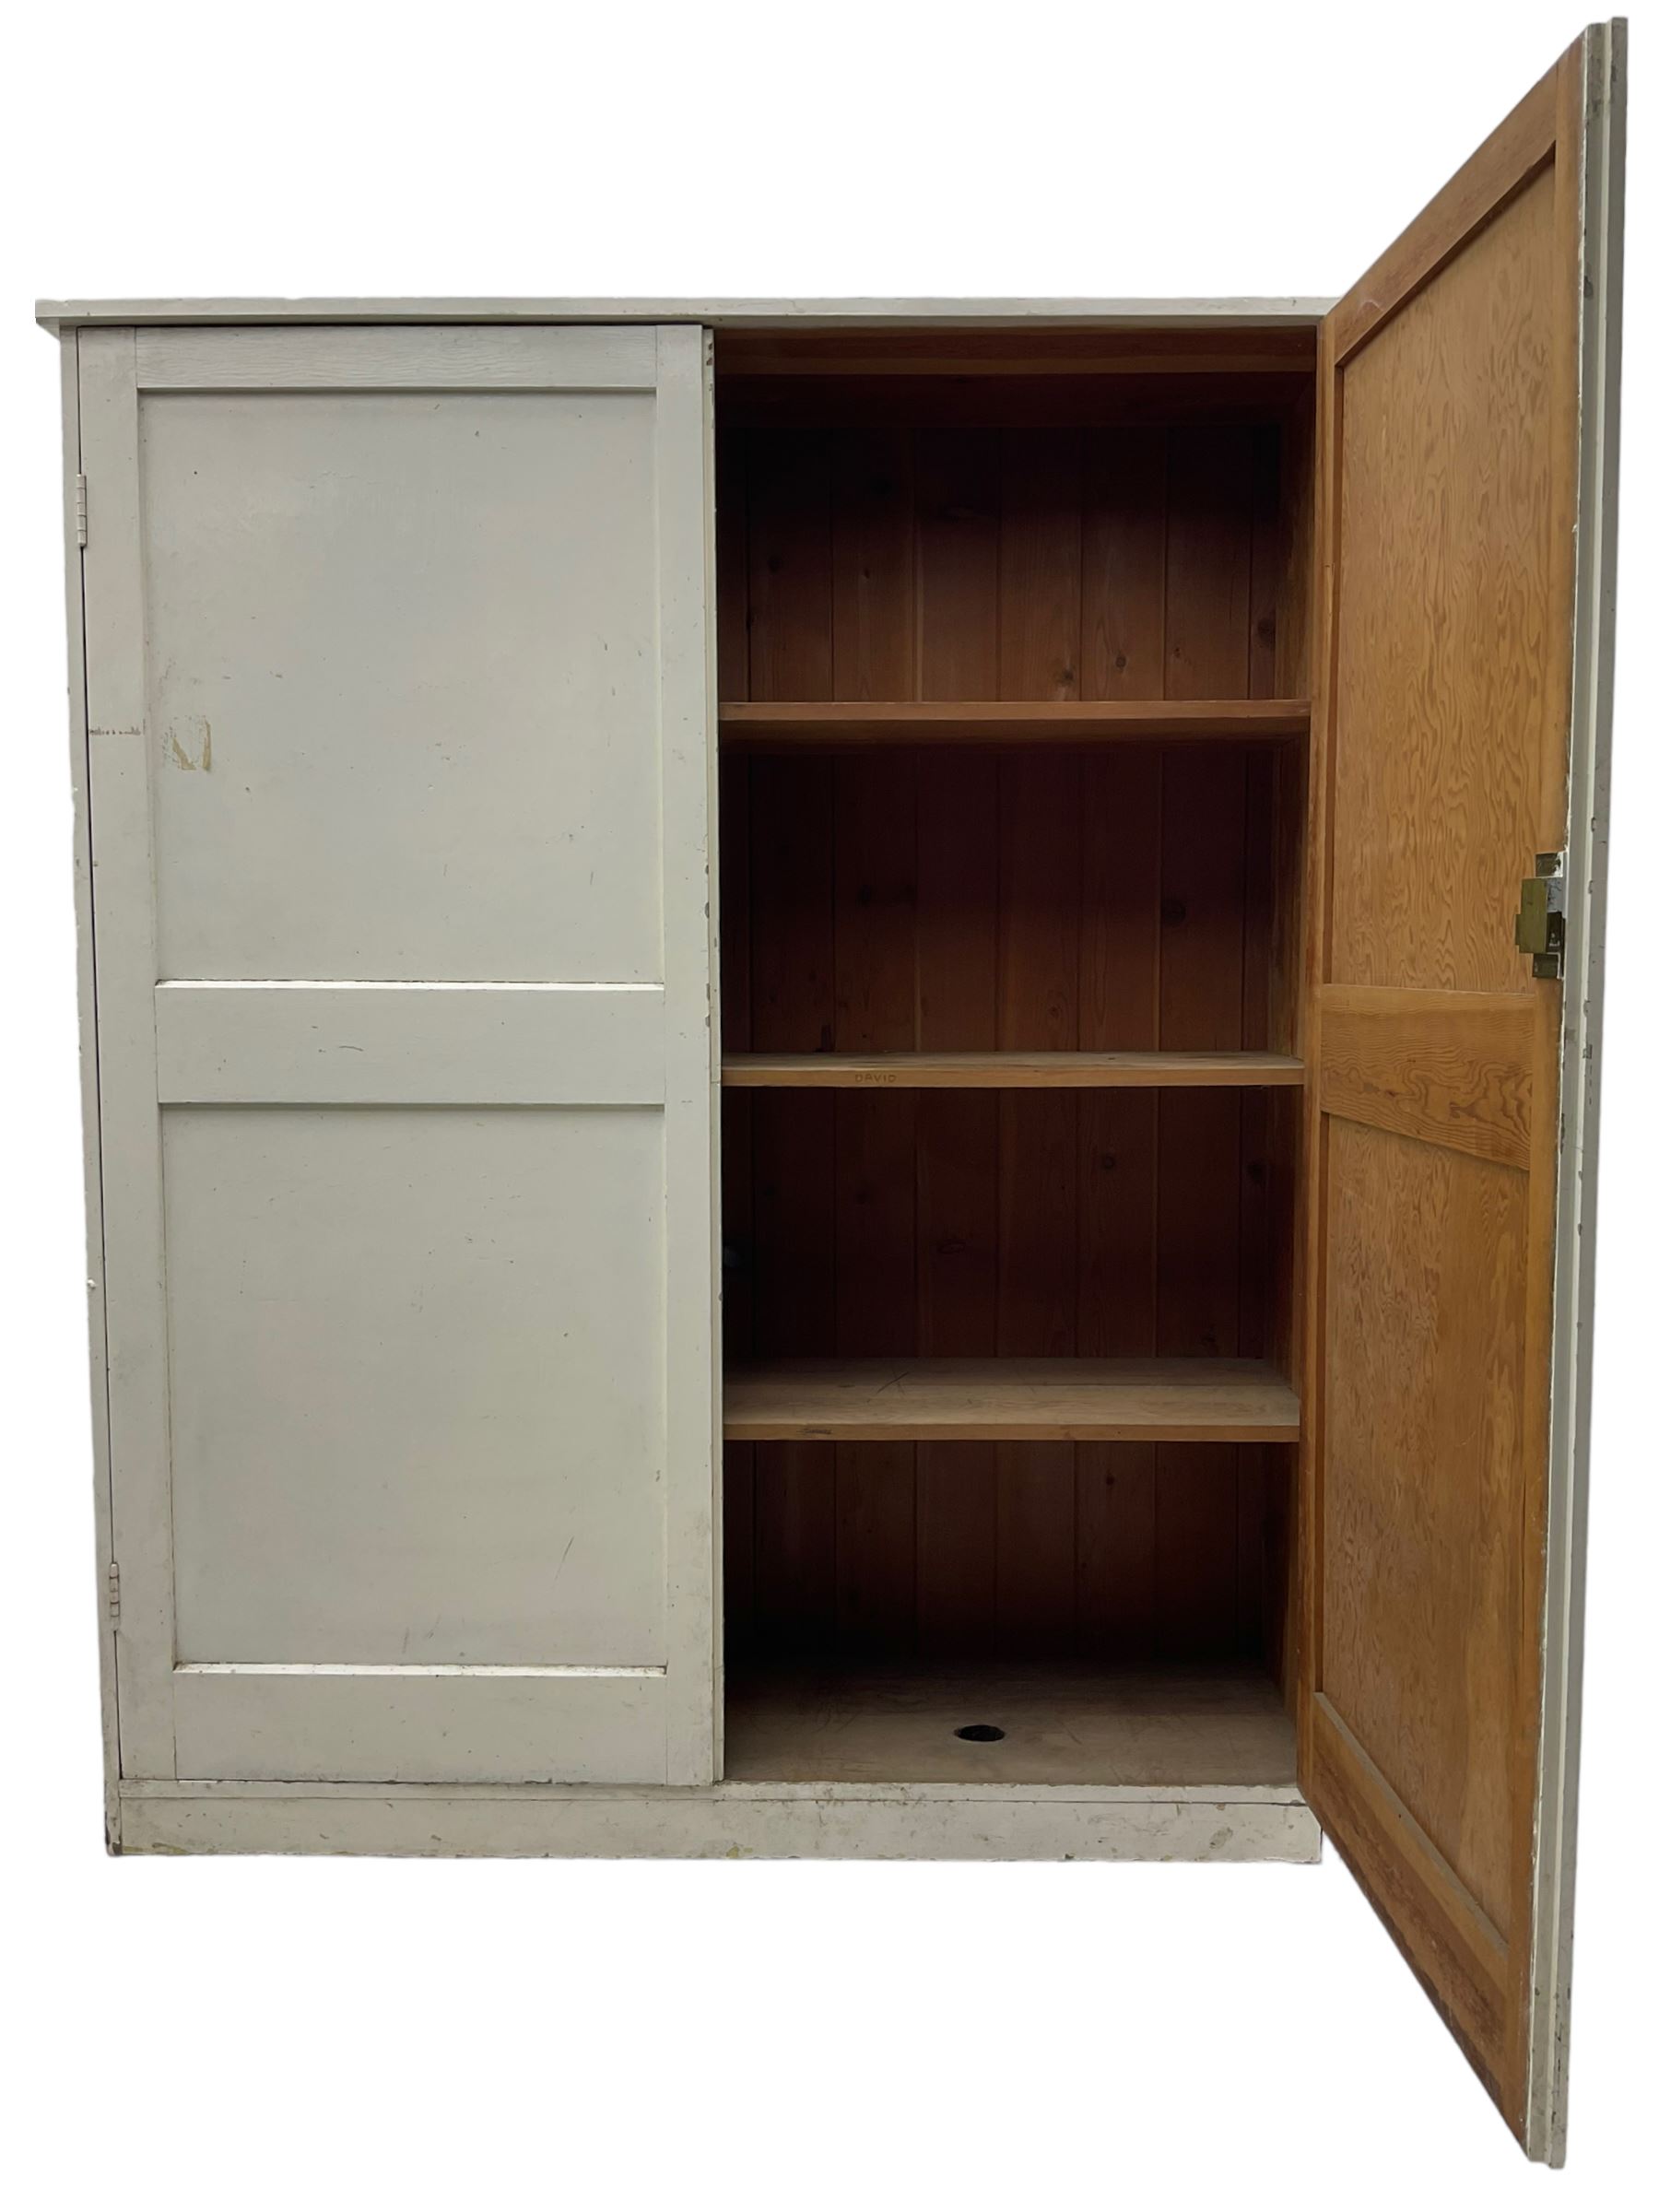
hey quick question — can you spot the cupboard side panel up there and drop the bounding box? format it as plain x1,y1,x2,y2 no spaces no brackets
64,333,123,1839
79,328,176,1779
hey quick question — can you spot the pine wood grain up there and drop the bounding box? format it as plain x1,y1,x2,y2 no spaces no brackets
1082,429,1168,700
1077,650,1163,1658
1301,37,1585,2144
746,512,838,1655
747,430,832,701
725,371,1315,437
716,324,1319,379
994,738,1082,1653
725,1359,1300,1443
833,429,914,700
1327,67,1559,366
724,1051,1304,1088
832,759,919,1654
715,426,750,703
724,777,1297,1663
724,1661,1300,1787
1319,986,1533,1171
913,429,1000,698
716,390,1308,1672
1322,1116,1526,1932
999,429,1083,700
722,699,1309,744
1156,701,1252,1665
1166,429,1253,700
914,746,999,1656
1330,178,1552,997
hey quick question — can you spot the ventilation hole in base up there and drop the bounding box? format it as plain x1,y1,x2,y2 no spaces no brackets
955,1724,1006,1743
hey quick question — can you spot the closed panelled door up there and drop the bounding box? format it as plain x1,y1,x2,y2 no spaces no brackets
1302,25,1622,2161
79,324,720,1784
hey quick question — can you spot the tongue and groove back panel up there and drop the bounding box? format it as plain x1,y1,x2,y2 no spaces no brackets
717,396,1309,1667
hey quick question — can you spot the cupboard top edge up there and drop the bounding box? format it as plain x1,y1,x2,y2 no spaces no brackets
36,296,1335,335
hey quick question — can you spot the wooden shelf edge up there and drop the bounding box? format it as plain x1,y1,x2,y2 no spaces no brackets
723,1359,1301,1444
722,1051,1305,1089
720,700,1312,746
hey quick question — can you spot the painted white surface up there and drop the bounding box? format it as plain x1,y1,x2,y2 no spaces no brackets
140,382,664,983
118,1784,1322,1860
38,295,1335,331
154,982,665,1105
1526,18,1627,2166
76,324,719,1786
162,1106,666,1666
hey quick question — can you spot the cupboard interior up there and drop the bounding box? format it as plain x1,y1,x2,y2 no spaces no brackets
714,331,1314,1786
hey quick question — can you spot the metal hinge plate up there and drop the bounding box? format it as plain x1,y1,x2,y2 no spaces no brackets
74,473,88,547
107,1560,121,1627
1515,852,1567,979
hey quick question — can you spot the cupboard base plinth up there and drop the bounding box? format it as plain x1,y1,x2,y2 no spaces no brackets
115,1781,1319,1863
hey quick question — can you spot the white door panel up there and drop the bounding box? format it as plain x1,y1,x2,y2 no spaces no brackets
143,387,664,983
80,323,718,1785
163,1106,667,1669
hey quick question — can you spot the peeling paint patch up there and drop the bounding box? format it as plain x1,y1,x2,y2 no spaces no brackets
165,716,213,771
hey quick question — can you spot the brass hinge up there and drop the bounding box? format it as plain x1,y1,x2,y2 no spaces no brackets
106,1560,121,1627
74,474,88,548
1515,853,1567,979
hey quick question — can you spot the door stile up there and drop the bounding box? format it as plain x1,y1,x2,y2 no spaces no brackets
1526,18,1626,2165
656,324,722,1785
1509,27,1583,2151
78,328,179,1781
1296,312,1337,1771
61,329,125,1836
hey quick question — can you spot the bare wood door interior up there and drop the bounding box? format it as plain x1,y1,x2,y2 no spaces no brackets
1301,23,1622,2161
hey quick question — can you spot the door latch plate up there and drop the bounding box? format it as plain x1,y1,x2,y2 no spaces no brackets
1515,853,1567,979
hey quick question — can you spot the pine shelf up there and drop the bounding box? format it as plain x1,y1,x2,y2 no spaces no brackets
723,1359,1301,1444
722,1051,1303,1089
719,700,1311,746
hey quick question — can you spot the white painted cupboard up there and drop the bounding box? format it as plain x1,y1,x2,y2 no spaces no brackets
40,19,1624,2163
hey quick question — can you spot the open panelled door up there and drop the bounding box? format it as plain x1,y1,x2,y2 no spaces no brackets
1301,23,1624,2162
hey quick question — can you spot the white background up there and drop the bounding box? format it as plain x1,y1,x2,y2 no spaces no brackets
3,1,1653,2200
